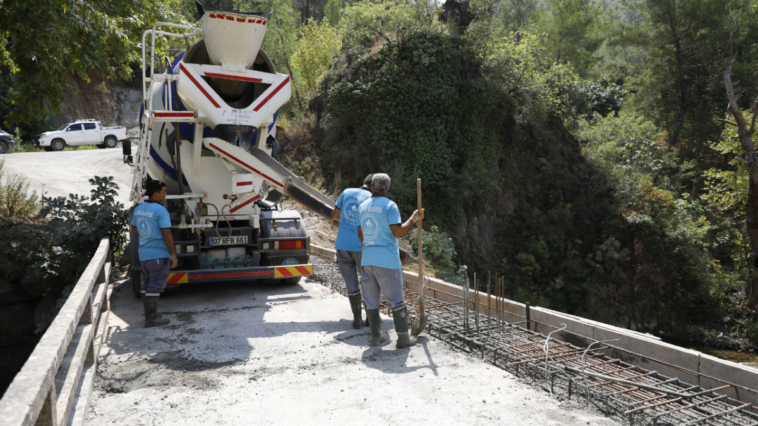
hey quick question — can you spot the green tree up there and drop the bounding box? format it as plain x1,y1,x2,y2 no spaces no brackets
535,0,606,74
494,0,538,34
0,74,51,142
291,20,342,93
339,0,440,49
617,0,757,148
325,0,341,25
0,0,188,125
702,112,752,288
243,0,304,106
485,29,580,116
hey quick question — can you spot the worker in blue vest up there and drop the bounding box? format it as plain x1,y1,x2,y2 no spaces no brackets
358,173,423,348
331,174,373,328
130,180,178,327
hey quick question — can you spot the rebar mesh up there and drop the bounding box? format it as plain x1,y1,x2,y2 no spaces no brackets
311,256,758,426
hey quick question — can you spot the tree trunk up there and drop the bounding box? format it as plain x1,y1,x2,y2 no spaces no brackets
669,12,687,144
723,60,758,307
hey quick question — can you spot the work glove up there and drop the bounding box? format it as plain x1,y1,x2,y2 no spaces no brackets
410,209,424,223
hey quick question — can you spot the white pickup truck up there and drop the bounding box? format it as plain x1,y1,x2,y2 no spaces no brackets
33,119,129,151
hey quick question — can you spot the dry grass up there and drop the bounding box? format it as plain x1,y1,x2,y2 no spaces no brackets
0,159,40,218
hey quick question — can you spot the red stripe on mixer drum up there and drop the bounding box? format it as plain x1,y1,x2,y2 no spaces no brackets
179,63,221,108
253,76,290,112
203,72,263,83
208,142,284,188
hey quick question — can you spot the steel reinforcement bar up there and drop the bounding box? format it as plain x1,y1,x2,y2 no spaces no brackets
0,238,114,426
311,256,758,426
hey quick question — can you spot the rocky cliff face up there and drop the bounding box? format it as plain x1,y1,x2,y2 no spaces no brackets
53,75,142,131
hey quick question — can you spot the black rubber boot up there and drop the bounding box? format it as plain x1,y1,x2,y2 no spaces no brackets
367,309,389,346
392,306,417,348
363,302,370,327
348,294,363,329
143,295,170,327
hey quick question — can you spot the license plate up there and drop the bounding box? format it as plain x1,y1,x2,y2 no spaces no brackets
209,236,248,246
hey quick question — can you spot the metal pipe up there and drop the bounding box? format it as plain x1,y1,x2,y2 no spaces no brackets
464,276,469,331
487,272,491,335
165,193,206,200
495,274,500,331
474,272,479,333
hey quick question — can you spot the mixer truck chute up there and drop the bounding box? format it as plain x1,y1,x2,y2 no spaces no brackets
128,5,409,297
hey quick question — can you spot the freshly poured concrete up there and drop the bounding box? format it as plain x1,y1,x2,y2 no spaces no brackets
86,277,618,425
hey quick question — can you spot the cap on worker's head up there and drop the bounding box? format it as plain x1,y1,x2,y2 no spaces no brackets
372,173,391,192
145,180,166,197
363,174,374,187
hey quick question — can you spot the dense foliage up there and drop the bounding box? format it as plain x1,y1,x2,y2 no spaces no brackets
3,0,758,344
0,177,128,331
297,0,758,338
0,0,189,125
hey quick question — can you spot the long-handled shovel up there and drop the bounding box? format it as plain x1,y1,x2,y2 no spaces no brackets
411,178,427,336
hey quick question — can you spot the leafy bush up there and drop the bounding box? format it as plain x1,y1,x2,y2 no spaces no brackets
1,176,128,332
0,159,39,218
735,315,758,345
39,176,129,260
412,225,467,284
579,76,626,118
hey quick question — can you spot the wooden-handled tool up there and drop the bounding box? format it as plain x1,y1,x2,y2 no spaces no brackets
411,178,427,336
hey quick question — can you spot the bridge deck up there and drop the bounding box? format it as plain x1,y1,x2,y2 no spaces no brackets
86,277,617,425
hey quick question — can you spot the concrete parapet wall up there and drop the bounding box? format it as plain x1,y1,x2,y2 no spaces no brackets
310,244,758,406
0,239,113,426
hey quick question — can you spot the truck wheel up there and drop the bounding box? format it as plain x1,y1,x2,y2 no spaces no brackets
51,139,66,151
0,141,8,154
132,268,142,298
104,136,117,148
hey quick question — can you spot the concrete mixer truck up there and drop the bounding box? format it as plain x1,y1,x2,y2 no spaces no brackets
128,3,411,297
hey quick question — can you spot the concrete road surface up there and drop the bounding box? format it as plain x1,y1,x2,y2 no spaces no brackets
87,277,619,426
2,147,134,206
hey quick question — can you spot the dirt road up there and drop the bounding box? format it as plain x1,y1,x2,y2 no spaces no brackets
2,148,134,206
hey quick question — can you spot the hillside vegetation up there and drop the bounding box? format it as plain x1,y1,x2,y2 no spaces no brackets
2,0,758,347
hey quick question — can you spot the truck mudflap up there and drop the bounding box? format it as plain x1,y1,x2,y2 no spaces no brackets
166,264,313,285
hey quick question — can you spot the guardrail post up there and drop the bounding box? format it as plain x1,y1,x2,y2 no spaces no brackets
35,387,56,426
79,296,93,325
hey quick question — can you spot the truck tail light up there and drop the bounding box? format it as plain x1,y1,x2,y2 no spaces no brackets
276,240,305,250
